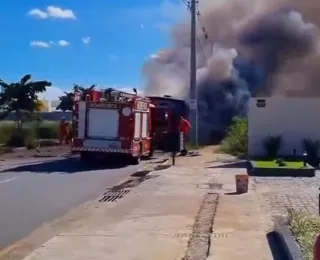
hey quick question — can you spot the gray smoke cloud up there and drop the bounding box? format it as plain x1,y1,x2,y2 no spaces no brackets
142,0,320,143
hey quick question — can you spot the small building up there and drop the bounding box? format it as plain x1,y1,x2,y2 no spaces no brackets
248,97,320,157
38,100,61,112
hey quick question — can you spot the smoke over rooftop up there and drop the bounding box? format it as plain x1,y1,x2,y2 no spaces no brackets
142,0,320,143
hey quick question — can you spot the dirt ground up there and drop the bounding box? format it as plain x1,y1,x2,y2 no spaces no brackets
0,145,70,160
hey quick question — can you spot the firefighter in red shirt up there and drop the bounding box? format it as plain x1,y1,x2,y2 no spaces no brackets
179,116,191,134
178,116,191,155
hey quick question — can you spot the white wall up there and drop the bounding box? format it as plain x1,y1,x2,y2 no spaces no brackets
248,97,320,157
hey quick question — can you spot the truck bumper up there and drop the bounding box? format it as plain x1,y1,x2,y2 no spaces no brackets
71,147,132,154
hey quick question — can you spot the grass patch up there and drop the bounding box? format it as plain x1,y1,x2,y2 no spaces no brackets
254,160,305,169
288,209,320,260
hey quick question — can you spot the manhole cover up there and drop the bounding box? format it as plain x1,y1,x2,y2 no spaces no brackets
99,189,130,202
174,233,192,238
209,183,223,189
211,233,229,238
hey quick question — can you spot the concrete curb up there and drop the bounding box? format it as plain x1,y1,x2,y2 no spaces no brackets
274,217,304,260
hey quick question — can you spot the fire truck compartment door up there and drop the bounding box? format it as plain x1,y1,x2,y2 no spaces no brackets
87,108,119,139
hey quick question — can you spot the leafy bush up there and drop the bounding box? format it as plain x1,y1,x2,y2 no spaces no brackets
25,139,36,150
24,130,37,149
0,120,58,147
221,117,248,157
263,135,282,158
5,129,29,147
0,123,15,144
275,158,286,166
30,121,58,139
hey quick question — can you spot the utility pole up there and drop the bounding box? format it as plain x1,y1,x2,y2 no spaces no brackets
189,0,198,146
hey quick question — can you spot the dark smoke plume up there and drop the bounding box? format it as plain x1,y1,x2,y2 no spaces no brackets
142,0,320,143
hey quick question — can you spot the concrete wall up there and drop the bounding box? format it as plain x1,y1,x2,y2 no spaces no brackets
248,97,320,157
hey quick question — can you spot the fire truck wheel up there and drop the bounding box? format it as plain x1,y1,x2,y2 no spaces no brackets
80,152,91,162
148,149,154,158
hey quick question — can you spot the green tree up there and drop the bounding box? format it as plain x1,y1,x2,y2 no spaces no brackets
56,91,74,112
0,74,51,128
56,84,96,112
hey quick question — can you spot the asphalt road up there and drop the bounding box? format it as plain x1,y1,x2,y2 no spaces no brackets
0,155,157,250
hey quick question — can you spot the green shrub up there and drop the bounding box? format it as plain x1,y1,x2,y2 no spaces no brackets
0,123,15,144
275,158,286,166
24,130,37,150
0,120,59,147
32,121,58,139
221,117,248,157
263,135,282,158
5,129,29,147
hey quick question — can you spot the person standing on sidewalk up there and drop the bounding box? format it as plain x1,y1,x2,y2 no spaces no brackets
179,116,191,155
58,117,70,145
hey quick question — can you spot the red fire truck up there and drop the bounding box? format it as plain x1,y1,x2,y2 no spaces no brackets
147,95,188,150
71,88,153,164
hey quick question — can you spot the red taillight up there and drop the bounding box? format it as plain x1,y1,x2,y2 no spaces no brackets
73,138,83,147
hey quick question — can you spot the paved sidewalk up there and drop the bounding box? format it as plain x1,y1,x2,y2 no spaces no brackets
22,150,275,260
173,151,274,260
206,166,274,259
23,155,212,260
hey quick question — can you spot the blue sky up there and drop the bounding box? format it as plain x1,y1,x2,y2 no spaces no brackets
0,0,186,99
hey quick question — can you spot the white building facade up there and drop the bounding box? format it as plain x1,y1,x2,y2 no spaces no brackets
248,97,320,157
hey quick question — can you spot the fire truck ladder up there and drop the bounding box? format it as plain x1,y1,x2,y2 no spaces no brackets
102,88,150,103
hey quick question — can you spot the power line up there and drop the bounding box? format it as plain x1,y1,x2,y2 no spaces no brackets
181,0,190,9
181,0,209,41
196,3,216,59
197,38,206,59
181,0,208,60
196,10,209,40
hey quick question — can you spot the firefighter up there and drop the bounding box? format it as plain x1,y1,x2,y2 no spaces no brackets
179,116,191,155
58,117,70,145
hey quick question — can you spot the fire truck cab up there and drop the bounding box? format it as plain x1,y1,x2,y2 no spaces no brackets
72,88,153,164
147,95,188,150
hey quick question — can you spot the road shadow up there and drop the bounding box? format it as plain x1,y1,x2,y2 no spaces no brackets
0,157,128,174
266,231,289,260
206,161,248,169
225,191,241,195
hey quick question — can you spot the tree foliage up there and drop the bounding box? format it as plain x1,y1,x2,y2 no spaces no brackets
56,91,74,112
0,74,51,127
56,84,96,112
